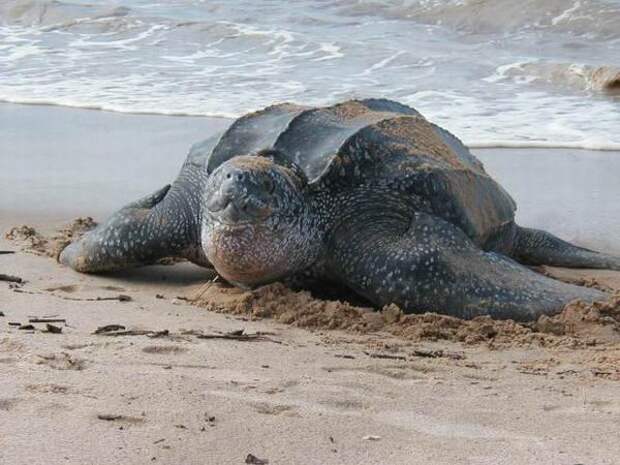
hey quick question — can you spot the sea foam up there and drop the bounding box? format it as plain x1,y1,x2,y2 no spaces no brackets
1,0,619,150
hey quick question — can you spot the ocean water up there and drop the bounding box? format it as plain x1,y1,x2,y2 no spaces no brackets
1,0,619,149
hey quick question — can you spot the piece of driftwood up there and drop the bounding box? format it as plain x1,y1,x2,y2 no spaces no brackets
60,294,132,302
96,414,144,424
412,349,465,360
147,330,170,338
46,324,63,334
93,324,126,334
98,414,123,421
0,251,15,255
363,351,407,361
194,330,281,344
93,325,169,338
29,318,67,324
0,274,23,284
245,454,269,465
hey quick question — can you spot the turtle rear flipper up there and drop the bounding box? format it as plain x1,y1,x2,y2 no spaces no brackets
59,185,196,273
326,212,606,321
511,226,620,271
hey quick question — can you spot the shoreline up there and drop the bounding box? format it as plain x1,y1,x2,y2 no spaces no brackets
0,99,240,120
2,100,620,152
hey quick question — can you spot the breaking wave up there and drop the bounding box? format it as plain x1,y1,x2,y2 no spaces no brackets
1,0,619,150
334,0,620,39
485,62,620,94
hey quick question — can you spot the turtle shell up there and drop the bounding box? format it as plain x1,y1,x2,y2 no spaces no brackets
198,98,516,245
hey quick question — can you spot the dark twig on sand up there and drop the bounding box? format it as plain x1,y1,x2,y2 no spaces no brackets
109,329,158,337
96,413,144,424
93,325,169,338
195,333,277,342
0,274,23,284
58,294,132,302
93,324,126,334
9,321,63,333
245,454,269,465
192,329,282,344
46,324,63,334
412,349,465,360
92,326,280,343
0,251,15,255
148,330,170,338
97,414,123,421
363,351,407,361
29,318,67,324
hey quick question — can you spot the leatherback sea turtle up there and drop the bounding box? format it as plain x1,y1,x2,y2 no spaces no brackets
60,99,620,320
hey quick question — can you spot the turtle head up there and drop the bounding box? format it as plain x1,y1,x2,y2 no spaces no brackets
203,151,319,287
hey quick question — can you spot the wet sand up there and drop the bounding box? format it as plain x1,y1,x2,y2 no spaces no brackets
0,103,229,221
2,103,620,465
478,147,620,255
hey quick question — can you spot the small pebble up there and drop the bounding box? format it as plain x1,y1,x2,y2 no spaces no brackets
46,324,63,334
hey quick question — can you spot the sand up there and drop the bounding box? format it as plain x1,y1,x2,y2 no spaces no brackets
3,219,620,465
0,220,620,464
2,103,620,464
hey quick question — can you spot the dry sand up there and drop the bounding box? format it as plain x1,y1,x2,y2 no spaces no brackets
2,218,620,465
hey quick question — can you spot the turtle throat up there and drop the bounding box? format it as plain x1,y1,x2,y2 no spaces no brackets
201,205,322,287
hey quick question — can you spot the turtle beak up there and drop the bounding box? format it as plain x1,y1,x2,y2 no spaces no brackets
207,166,272,224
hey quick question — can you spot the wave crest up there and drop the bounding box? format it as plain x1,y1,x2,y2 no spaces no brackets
0,0,131,28
487,62,620,94
336,0,620,38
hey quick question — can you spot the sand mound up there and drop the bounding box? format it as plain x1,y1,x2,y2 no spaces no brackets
5,218,97,260
7,219,620,348
537,294,620,339
188,282,620,348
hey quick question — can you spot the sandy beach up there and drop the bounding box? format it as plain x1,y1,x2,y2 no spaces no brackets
2,103,620,465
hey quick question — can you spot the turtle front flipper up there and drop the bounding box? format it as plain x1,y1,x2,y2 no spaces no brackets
59,185,198,273
326,212,607,321
510,226,620,271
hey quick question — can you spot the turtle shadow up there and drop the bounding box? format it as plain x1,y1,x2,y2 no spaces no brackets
287,277,376,308
98,263,216,287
